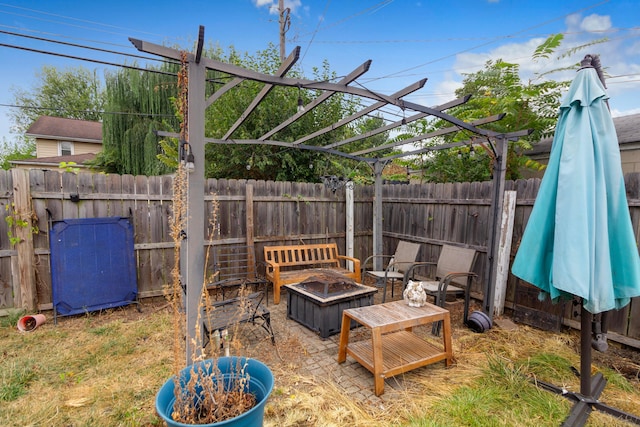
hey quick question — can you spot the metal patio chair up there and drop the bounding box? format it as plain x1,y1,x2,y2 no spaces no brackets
362,240,421,302
404,244,477,335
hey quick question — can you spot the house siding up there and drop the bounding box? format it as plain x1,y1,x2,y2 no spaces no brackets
36,139,58,157
36,138,101,157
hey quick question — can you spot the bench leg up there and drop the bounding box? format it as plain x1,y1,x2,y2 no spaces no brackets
273,283,281,304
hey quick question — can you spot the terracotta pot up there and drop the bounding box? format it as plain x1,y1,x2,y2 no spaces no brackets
17,314,46,332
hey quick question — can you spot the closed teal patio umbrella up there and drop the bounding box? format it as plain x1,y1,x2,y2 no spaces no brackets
512,59,640,312
512,55,640,425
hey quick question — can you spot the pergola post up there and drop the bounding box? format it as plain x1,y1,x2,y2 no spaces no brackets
372,161,385,271
346,181,355,270
183,52,207,365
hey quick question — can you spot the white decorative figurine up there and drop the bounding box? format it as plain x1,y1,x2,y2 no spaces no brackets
403,280,427,307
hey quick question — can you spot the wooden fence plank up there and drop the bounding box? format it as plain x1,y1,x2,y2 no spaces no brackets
77,172,95,218
2,170,640,347
628,299,640,339
61,172,79,219
11,169,36,310
0,170,14,309
135,175,151,295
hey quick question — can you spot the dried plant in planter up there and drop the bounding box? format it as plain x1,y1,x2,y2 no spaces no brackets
156,51,274,425
163,163,259,424
165,152,256,422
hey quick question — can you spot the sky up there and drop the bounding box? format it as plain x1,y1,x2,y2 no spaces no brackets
0,0,639,145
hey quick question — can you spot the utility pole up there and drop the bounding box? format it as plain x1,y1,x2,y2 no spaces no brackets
278,0,290,63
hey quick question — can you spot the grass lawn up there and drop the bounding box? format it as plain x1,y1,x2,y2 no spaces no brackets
1,298,639,427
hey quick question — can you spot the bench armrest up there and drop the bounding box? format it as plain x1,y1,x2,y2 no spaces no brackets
336,255,361,272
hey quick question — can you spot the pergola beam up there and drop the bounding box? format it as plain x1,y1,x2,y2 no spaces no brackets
223,47,301,139
131,37,500,140
258,60,372,141
326,95,473,151
379,129,531,162
206,77,243,107
352,113,505,156
293,78,428,145
156,130,374,163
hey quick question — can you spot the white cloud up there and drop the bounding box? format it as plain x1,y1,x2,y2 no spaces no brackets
430,12,640,121
611,107,640,118
252,0,302,15
448,13,636,85
580,14,612,32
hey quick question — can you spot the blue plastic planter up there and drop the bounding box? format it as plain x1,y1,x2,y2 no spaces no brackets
156,357,274,427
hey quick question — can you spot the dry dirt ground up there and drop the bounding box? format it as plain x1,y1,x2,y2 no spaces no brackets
113,289,640,385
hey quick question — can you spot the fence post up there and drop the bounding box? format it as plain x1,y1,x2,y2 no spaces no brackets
10,168,37,311
346,181,354,271
246,183,254,248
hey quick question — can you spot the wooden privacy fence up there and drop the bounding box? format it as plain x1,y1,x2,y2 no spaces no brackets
1,169,639,343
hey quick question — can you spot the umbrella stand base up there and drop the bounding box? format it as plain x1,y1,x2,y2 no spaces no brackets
533,374,640,426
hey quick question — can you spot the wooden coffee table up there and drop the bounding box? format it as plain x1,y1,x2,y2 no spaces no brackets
337,300,453,396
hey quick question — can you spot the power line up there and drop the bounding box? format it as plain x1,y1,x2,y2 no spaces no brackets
0,29,178,65
0,22,140,53
0,41,179,76
293,27,639,45
0,102,177,119
300,0,332,63
0,2,166,40
295,0,393,39
367,0,613,82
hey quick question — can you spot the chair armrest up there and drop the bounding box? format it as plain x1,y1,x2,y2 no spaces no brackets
362,254,393,272
403,261,437,279
438,272,477,292
431,272,477,308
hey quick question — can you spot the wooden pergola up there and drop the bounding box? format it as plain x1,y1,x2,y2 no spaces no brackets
131,26,530,363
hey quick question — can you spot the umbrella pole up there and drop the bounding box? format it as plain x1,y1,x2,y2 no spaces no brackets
535,301,640,426
580,306,592,396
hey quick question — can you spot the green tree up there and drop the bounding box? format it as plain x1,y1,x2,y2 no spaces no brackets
0,137,35,170
411,33,609,183
93,62,179,176
6,66,104,167
10,66,104,135
204,49,359,182
95,43,363,179
413,58,565,183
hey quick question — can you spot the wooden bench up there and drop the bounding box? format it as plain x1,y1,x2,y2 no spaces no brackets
201,291,275,350
207,244,270,302
264,243,361,304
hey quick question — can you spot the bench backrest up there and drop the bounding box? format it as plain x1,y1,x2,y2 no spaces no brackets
264,243,341,268
435,245,477,286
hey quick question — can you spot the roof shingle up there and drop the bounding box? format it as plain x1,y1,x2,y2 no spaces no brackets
25,116,102,142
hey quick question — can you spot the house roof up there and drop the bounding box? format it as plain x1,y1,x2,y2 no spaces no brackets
25,116,102,143
9,153,97,168
527,113,640,156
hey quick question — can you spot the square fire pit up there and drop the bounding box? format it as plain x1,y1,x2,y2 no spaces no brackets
284,271,377,339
